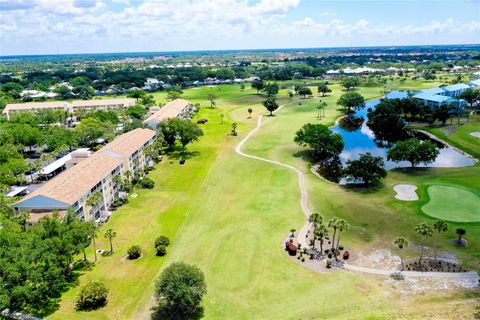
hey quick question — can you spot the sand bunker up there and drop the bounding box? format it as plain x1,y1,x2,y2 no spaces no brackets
470,132,480,138
393,184,419,201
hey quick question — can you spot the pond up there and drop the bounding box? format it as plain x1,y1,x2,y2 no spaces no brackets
331,91,476,170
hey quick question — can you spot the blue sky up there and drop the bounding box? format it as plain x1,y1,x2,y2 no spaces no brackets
0,0,479,56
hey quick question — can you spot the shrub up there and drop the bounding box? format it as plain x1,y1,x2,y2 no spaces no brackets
197,118,208,124
301,257,305,262
309,253,314,260
343,251,350,260
324,249,330,254
285,242,297,256
138,177,155,189
338,245,344,251
156,244,167,256
326,259,332,269
127,245,142,260
76,281,109,311
327,253,333,259
179,159,186,165
155,235,170,248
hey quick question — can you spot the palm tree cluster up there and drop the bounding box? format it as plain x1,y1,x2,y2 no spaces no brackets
394,219,452,272
308,213,349,261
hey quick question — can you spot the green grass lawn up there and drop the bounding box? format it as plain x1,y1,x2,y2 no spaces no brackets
50,80,480,319
421,185,480,223
423,115,480,160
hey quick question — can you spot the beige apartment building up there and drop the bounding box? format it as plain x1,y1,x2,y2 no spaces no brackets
13,128,157,222
2,98,135,119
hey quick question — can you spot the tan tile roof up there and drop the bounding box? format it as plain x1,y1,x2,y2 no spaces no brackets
143,98,189,126
71,98,135,108
16,128,156,206
19,152,123,205
99,128,156,157
3,101,70,114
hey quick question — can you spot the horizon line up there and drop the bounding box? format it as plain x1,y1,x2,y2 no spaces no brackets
1,43,480,59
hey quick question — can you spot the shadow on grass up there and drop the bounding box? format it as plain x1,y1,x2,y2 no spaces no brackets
341,182,384,194
390,167,433,177
151,306,204,320
168,150,201,160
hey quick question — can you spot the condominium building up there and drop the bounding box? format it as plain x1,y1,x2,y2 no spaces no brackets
143,98,191,128
2,98,135,119
13,128,157,222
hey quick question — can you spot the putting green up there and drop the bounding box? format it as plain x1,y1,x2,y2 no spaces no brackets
421,185,480,222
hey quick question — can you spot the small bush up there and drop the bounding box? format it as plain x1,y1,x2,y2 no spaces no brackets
156,244,167,256
324,249,330,254
338,245,344,250
138,177,155,189
179,159,186,165
327,253,333,259
197,118,208,124
326,259,332,269
76,281,109,311
301,257,305,262
155,235,170,248
309,253,314,260
127,245,142,260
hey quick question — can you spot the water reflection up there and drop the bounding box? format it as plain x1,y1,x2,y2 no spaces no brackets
331,91,476,170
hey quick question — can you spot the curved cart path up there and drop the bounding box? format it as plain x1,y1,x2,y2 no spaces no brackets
234,104,479,282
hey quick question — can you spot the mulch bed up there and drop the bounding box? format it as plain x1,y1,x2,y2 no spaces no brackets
404,258,467,272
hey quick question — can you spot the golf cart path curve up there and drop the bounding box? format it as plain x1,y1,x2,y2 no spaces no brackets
234,103,479,281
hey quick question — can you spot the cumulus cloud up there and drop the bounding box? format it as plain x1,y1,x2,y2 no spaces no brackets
0,0,479,55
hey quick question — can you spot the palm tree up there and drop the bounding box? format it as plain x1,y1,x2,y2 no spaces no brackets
334,219,349,253
231,123,238,136
247,108,253,118
86,192,102,219
456,228,466,246
415,222,433,266
206,93,217,109
328,217,340,250
394,237,409,271
432,220,448,261
314,224,328,254
308,213,323,229
104,228,117,253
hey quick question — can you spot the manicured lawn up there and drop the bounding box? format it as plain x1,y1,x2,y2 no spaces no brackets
51,80,480,319
424,115,480,160
421,185,480,223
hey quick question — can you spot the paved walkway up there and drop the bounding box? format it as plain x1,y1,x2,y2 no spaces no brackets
234,103,479,283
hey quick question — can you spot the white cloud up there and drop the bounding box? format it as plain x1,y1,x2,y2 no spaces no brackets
0,0,479,55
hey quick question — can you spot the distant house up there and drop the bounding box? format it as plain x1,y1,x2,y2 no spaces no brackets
413,92,464,108
468,79,480,88
143,98,191,128
12,128,157,222
441,83,470,97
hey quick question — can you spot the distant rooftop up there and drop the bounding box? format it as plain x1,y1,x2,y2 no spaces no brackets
421,87,445,95
413,93,456,103
442,83,471,92
143,98,190,127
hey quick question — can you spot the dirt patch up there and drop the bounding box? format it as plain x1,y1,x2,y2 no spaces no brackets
354,249,401,269
356,283,370,292
393,184,419,201
386,276,478,294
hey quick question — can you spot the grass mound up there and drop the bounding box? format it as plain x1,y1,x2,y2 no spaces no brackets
421,185,480,222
